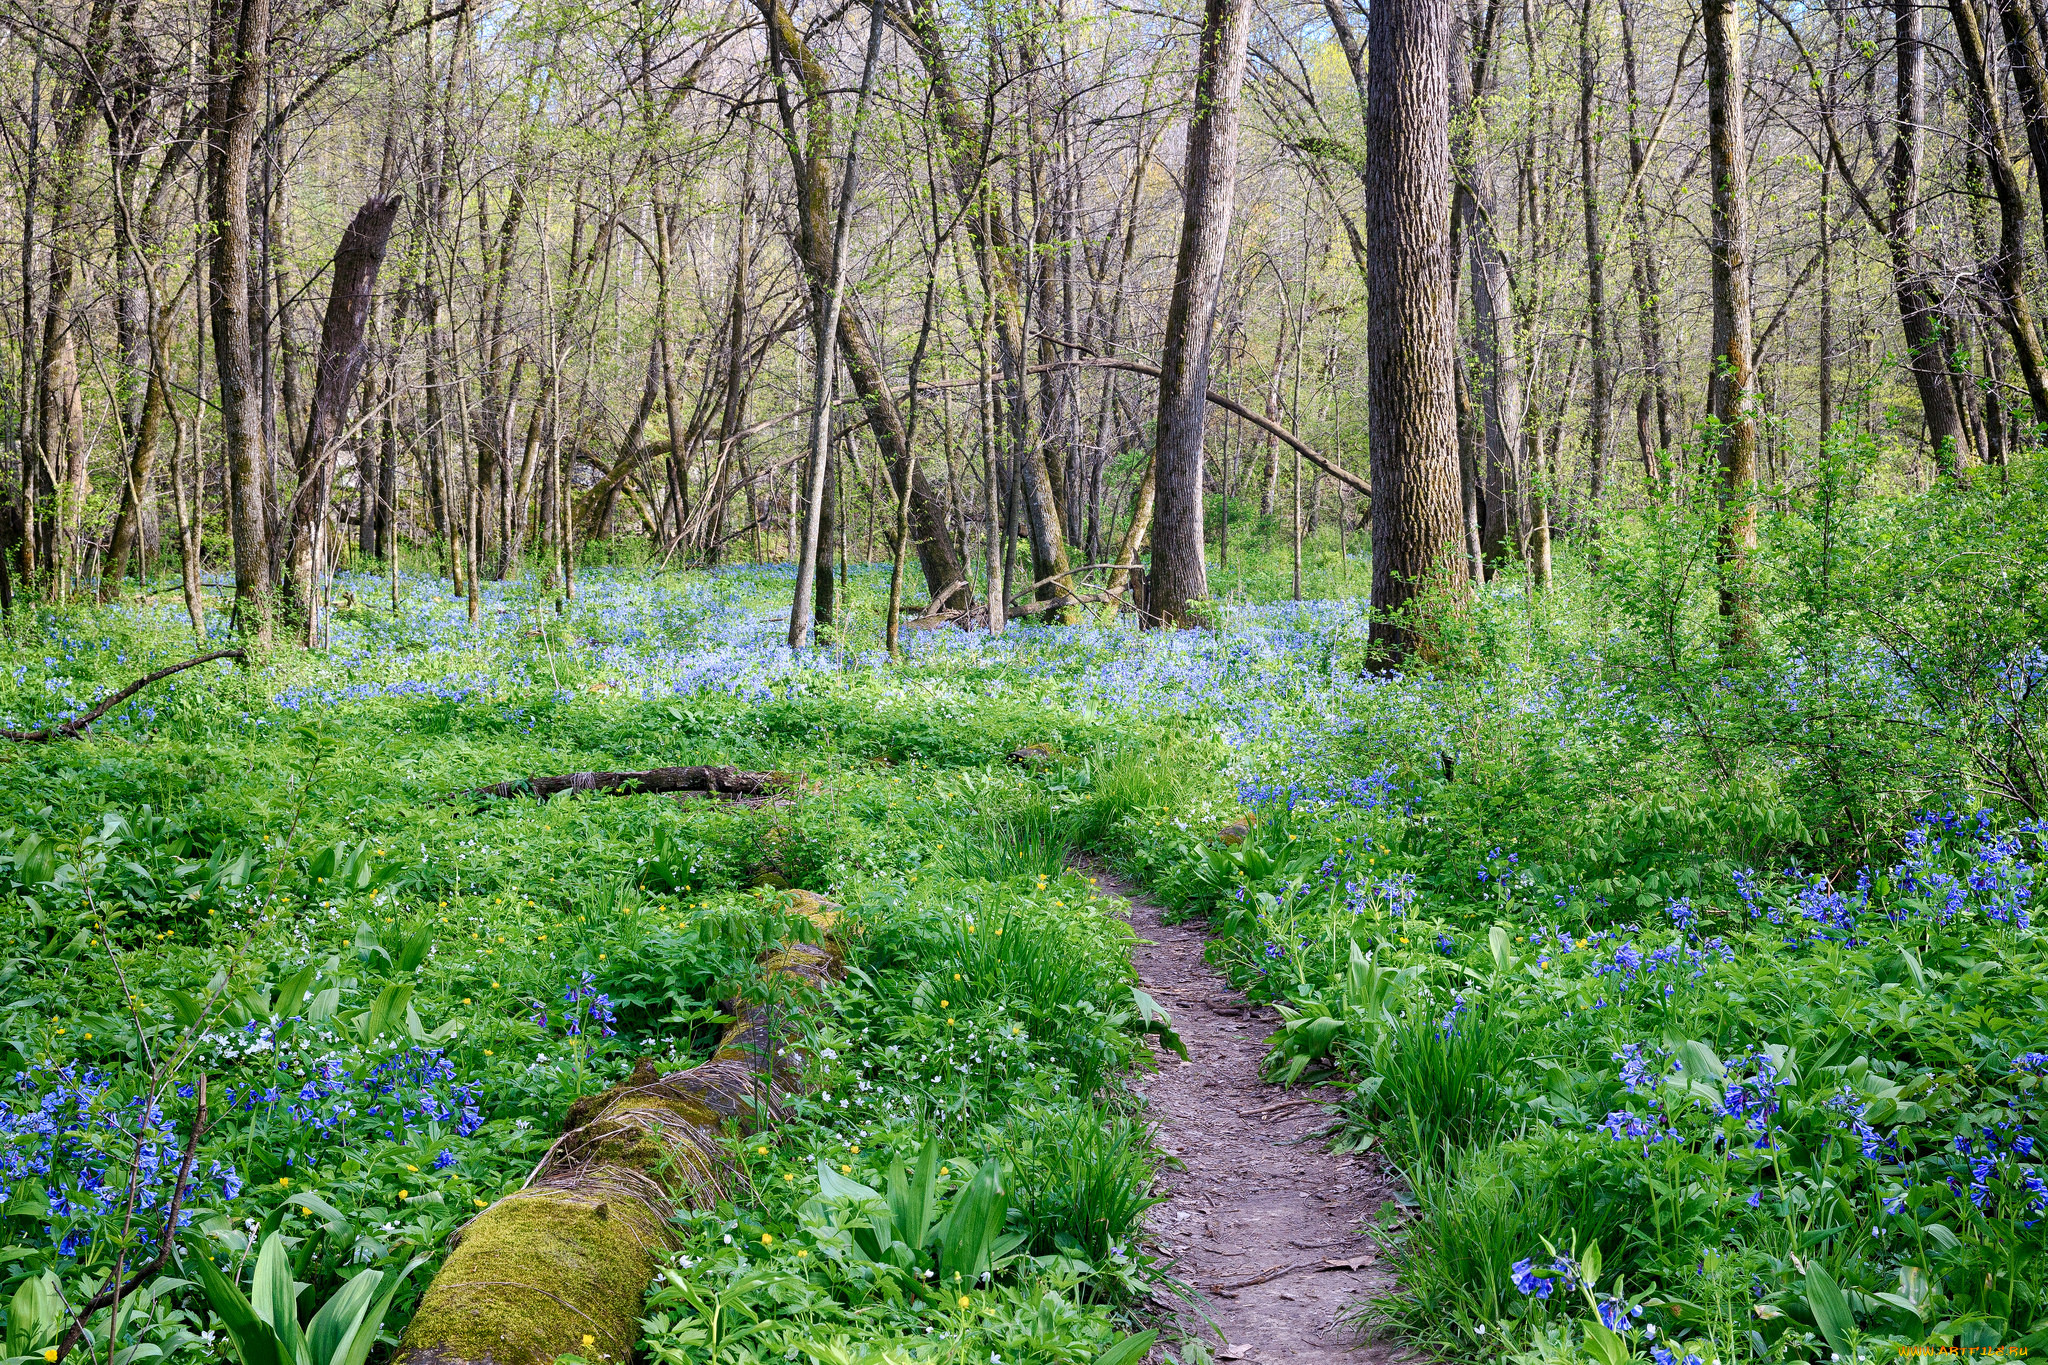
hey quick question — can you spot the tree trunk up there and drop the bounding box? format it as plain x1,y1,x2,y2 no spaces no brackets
1950,0,2048,427
896,0,1077,618
1702,0,1758,646
1997,0,2048,290
1366,0,1468,660
1149,0,1252,627
206,0,274,643
283,196,402,638
762,0,974,612
1618,0,1674,481
393,896,840,1365
1886,0,1969,472
1578,0,1611,540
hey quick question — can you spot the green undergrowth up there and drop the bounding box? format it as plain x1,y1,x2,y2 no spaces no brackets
1111,463,2048,1365
0,648,1203,1365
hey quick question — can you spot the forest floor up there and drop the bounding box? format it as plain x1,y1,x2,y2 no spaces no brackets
1088,863,1409,1365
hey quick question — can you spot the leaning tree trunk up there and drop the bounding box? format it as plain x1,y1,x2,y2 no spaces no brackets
897,0,1078,619
761,0,974,610
1366,0,1469,662
1702,0,1758,648
1148,0,1253,627
282,196,402,639
1949,0,2048,427
393,893,840,1365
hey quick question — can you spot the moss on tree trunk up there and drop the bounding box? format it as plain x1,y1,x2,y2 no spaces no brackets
393,892,840,1365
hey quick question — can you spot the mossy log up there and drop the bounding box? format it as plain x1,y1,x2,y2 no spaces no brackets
393,892,841,1365
462,765,795,803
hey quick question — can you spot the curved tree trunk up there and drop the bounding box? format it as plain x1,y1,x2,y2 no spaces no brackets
1886,0,1968,472
394,894,840,1365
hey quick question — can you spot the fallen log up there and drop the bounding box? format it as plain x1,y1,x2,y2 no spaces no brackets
0,649,245,742
462,765,794,803
393,890,841,1365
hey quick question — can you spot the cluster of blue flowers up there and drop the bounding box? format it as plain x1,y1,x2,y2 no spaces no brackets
1475,846,1519,885
1595,1046,1787,1159
1,1063,193,1259
1509,1254,1579,1299
1944,1127,2048,1221
220,1045,484,1148
1585,935,1731,1003
1236,765,1399,815
537,972,618,1040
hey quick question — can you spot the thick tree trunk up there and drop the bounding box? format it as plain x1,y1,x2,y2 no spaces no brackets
32,0,116,596
206,0,274,642
1998,0,2048,289
1703,0,1757,646
1149,0,1252,627
1367,0,1468,660
282,196,401,638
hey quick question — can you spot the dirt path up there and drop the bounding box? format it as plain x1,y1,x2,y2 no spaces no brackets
1087,865,1406,1365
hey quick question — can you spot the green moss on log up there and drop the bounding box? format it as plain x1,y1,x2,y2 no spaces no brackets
394,1188,666,1365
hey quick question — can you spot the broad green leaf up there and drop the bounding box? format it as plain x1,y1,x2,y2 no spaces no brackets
181,1244,290,1365
1091,1330,1157,1365
1804,1263,1857,1358
251,1233,306,1364
1677,1039,1727,1083
332,1257,427,1365
888,1138,942,1251
933,1159,1007,1286
304,1270,380,1365
285,1190,352,1233
396,924,434,972
274,963,319,1020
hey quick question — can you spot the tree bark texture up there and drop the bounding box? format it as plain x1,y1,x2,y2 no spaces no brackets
1702,0,1758,643
1148,0,1253,627
1366,0,1468,661
206,0,274,642
760,0,973,610
283,196,402,636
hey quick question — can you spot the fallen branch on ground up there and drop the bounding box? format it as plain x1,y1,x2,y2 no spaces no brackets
1205,1259,1322,1291
462,765,795,802
0,649,245,743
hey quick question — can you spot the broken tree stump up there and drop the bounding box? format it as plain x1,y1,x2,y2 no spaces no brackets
392,891,840,1365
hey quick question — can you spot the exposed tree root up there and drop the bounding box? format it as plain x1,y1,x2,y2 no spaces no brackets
461,765,795,803
393,891,841,1365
